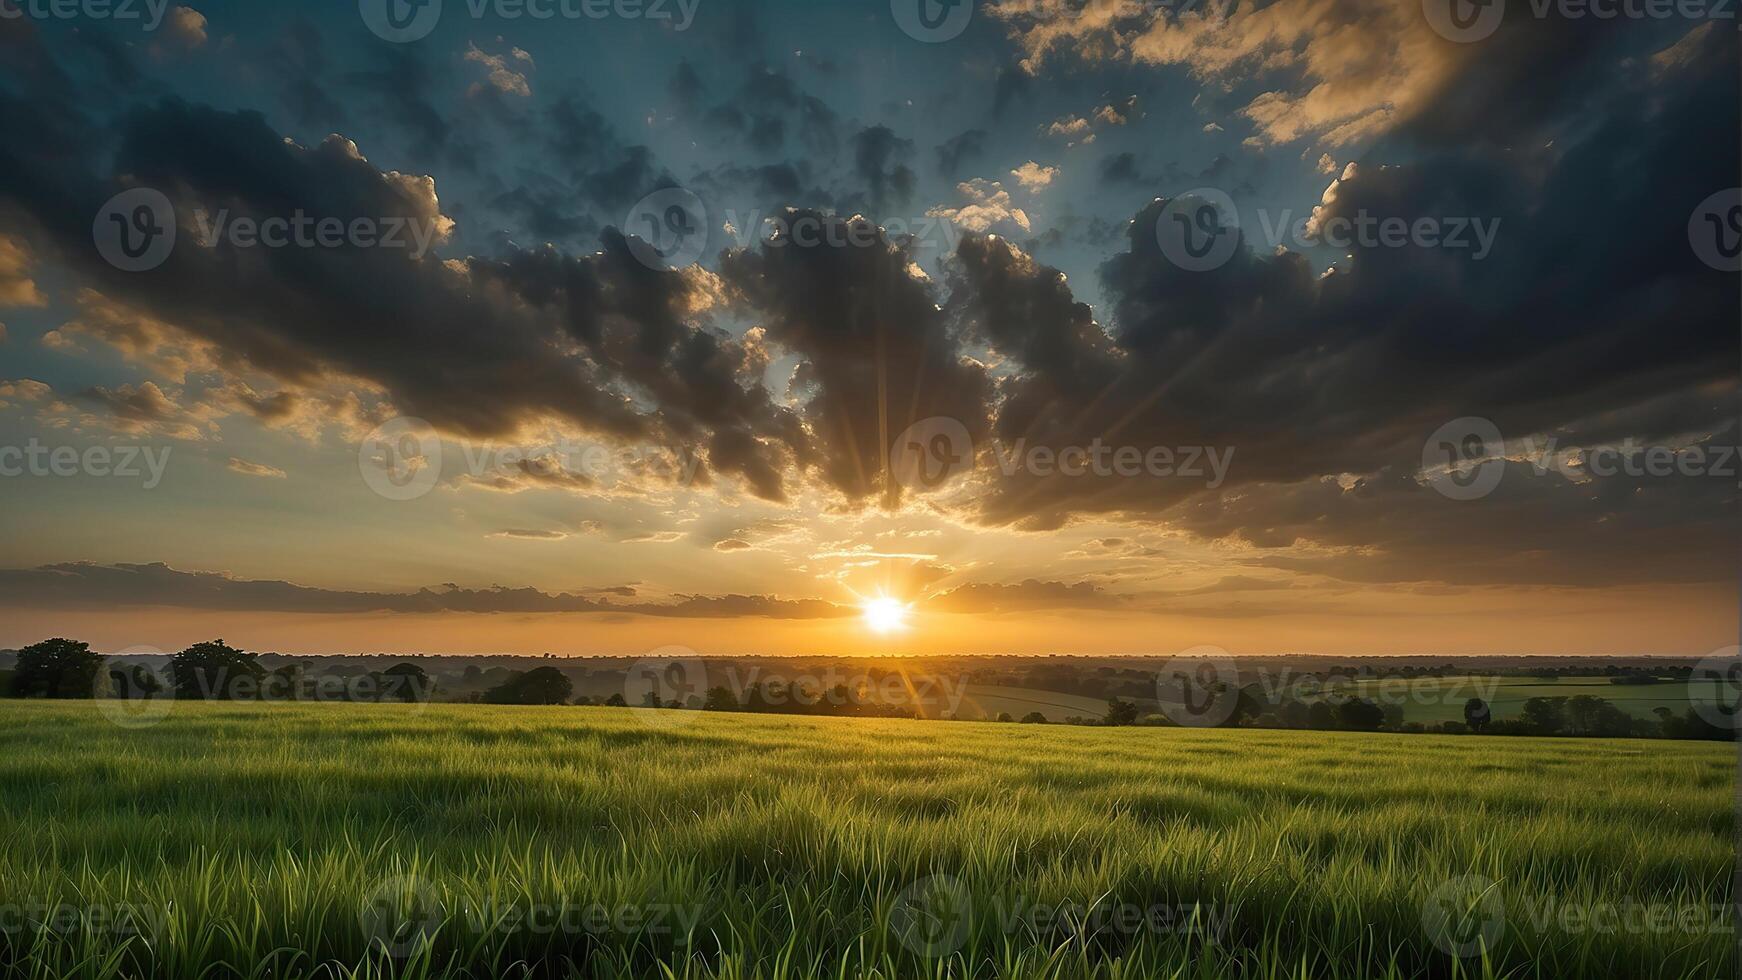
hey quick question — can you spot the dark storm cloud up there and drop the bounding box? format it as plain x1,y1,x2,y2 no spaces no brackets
543,94,673,213
692,162,833,208
478,236,808,499
0,94,644,441
1098,152,1141,184
341,47,455,163
936,129,987,177
487,184,597,244
718,209,993,504
1178,443,1738,589
0,562,853,618
847,126,916,211
671,63,839,159
2,11,1735,597
0,20,815,502
991,67,1030,119
933,23,1737,582
267,19,343,130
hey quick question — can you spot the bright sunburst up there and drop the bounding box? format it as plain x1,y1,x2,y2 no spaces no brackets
860,596,911,635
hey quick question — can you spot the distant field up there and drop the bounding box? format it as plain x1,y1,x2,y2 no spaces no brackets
1289,675,1714,725
0,702,1732,979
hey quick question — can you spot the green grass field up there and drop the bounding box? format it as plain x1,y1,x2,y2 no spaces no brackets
0,701,1733,979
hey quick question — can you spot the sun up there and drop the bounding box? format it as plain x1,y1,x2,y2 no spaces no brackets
861,596,911,635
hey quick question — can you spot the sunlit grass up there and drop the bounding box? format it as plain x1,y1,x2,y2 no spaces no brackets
0,701,1731,979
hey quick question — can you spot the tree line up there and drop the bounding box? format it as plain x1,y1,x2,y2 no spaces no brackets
1086,687,1731,740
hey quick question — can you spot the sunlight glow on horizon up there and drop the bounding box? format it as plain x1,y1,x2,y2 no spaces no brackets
861,596,911,635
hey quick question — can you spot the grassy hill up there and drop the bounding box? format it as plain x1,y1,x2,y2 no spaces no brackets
0,701,1731,979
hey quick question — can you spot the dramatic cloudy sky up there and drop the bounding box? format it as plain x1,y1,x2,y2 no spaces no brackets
0,0,1734,656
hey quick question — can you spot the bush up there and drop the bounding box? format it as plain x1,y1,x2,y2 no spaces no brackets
10,638,103,699
1019,712,1047,724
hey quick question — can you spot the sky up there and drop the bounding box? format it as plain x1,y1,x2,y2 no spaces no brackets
0,0,1735,658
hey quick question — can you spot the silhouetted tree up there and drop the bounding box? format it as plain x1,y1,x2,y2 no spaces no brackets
1336,698,1385,731
1103,697,1140,726
381,663,432,702
702,686,739,710
483,666,572,705
1020,712,1047,724
1282,700,1312,728
1464,697,1491,732
1520,696,1568,735
168,640,264,699
10,638,103,699
1658,707,1731,741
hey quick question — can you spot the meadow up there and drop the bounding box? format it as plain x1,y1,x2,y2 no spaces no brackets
0,701,1732,979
